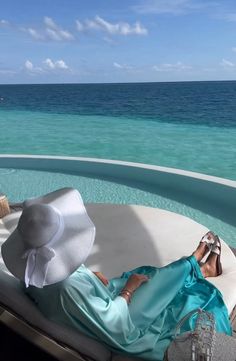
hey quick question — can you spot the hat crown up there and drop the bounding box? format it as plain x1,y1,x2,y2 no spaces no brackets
2,187,95,287
18,204,61,248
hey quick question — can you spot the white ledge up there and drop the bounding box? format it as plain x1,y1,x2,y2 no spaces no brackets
0,154,235,228
0,154,235,188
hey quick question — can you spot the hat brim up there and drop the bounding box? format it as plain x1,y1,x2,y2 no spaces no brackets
2,188,95,286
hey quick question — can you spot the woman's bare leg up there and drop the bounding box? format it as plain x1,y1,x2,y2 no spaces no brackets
192,232,221,278
200,252,219,278
201,236,222,277
192,241,209,262
192,231,215,262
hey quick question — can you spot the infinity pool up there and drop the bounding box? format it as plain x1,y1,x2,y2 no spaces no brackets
0,167,235,247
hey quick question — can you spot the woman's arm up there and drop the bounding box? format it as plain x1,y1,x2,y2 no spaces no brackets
119,274,149,303
61,276,140,346
93,271,109,286
92,271,149,303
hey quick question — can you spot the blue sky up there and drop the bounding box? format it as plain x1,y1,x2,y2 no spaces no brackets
1,0,236,83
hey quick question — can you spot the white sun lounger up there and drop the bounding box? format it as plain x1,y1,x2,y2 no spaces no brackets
1,204,236,361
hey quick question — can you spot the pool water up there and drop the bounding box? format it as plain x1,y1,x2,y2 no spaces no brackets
0,168,235,247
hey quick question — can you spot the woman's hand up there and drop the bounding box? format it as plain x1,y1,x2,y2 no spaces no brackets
119,274,149,303
124,274,149,293
93,271,109,286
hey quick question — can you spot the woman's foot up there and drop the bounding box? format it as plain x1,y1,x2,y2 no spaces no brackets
192,231,215,262
200,236,222,278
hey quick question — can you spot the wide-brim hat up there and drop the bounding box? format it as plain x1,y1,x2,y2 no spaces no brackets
1,187,95,288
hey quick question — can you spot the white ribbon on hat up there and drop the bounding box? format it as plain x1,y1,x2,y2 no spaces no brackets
21,212,65,288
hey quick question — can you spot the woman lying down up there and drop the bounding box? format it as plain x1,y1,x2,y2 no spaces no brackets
1,188,231,361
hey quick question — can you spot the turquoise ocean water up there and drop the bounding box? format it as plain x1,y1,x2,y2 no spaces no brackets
0,82,235,245
0,81,236,180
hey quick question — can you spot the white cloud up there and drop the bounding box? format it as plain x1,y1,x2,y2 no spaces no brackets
6,16,146,44
44,16,74,41
24,60,43,74
220,59,234,67
113,62,133,70
76,16,148,35
46,28,62,41
24,58,70,74
76,20,84,32
43,58,69,70
113,62,123,69
55,60,69,69
133,0,216,15
25,60,34,71
27,28,44,40
44,58,55,69
59,29,73,40
44,16,58,29
25,17,74,42
153,61,192,71
0,19,9,26
45,27,73,41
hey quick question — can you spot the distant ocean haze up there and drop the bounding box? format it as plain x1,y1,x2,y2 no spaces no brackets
0,81,235,180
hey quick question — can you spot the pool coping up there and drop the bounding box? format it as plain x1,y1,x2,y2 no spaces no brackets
0,154,235,188
0,154,235,229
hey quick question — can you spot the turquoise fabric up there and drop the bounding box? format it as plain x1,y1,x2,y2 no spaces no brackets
25,256,232,360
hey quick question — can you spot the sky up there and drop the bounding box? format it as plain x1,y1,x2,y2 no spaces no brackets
1,0,236,84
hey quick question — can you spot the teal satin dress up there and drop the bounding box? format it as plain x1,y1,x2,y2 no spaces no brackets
25,256,232,361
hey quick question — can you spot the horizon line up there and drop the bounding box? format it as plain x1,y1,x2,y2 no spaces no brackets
1,79,236,86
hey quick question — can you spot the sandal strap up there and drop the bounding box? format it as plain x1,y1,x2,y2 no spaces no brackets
211,245,221,255
200,231,215,247
214,235,221,248
211,235,221,255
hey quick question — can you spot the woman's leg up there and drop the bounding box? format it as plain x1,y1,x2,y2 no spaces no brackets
129,256,194,321
192,231,215,263
200,249,221,277
129,233,221,322
192,232,221,278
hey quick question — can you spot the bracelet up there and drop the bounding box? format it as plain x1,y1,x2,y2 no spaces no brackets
119,289,133,303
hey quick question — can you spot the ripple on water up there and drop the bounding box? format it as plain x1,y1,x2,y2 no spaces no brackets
0,169,16,175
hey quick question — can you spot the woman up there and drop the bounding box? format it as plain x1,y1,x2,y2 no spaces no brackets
1,188,232,361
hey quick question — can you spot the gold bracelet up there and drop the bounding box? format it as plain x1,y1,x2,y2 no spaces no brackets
119,289,133,303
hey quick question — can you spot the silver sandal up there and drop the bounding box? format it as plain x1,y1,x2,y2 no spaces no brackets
200,231,216,252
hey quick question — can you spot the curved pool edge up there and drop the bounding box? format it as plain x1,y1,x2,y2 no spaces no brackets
0,154,235,228
0,154,235,187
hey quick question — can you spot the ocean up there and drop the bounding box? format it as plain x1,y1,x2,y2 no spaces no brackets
0,81,236,180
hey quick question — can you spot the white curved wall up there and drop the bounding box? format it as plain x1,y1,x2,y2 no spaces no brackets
0,154,235,227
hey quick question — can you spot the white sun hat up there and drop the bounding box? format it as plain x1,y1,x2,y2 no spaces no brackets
1,187,96,288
